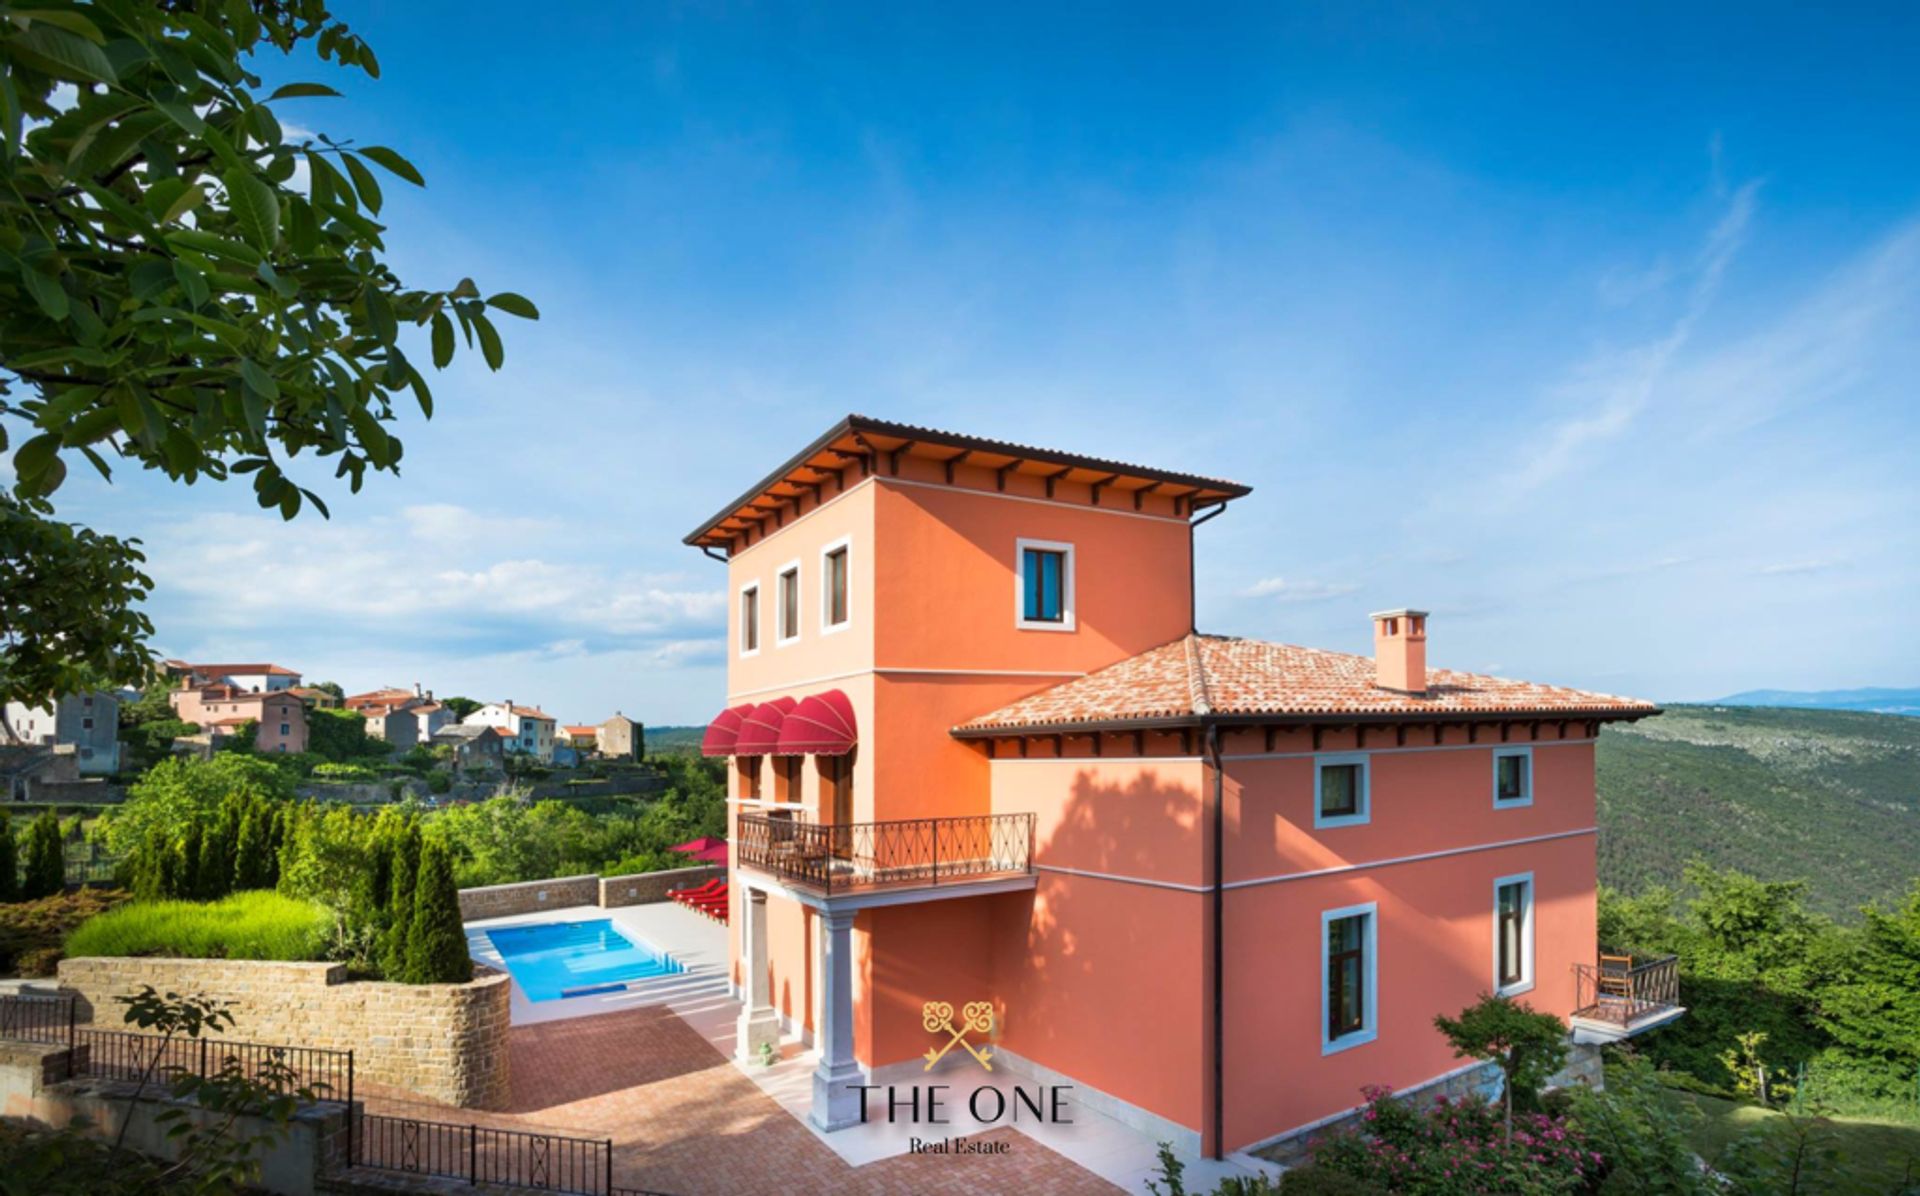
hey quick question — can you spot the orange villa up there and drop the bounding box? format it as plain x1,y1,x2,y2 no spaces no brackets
686,415,1674,1158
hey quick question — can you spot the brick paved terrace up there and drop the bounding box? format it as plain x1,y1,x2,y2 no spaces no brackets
362,1003,1123,1196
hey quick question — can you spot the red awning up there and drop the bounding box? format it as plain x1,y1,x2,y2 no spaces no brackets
700,705,754,756
734,696,795,756
692,842,729,866
776,689,858,756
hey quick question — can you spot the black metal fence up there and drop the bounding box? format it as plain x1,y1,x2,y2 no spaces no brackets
356,1112,672,1195
737,810,1035,894
0,994,674,1195
0,991,74,1044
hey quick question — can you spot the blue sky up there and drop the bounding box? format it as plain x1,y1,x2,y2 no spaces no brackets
39,3,1920,723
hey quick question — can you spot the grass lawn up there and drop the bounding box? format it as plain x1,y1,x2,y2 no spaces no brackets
1667,1089,1920,1192
64,891,332,963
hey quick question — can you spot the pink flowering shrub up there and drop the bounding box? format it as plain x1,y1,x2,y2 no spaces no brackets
1308,1086,1601,1195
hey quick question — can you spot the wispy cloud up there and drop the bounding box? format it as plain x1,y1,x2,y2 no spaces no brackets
1502,180,1760,496
1755,557,1848,577
1239,577,1360,603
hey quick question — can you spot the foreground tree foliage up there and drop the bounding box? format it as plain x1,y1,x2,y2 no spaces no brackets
0,0,536,708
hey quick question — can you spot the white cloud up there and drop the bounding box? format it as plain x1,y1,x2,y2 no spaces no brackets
1239,577,1360,603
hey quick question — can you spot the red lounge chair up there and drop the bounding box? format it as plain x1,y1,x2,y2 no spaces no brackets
669,878,723,901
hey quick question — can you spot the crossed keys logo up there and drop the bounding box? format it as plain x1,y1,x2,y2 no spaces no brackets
921,1000,994,1071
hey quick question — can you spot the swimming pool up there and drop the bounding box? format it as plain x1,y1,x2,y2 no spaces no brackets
485,919,684,1002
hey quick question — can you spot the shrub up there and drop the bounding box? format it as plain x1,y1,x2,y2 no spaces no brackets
402,842,471,984
0,810,17,903
310,762,380,783
0,888,130,974
1278,1166,1384,1194
1310,1086,1598,1195
22,811,65,899
64,892,332,963
1566,1052,1712,1194
1433,994,1569,1137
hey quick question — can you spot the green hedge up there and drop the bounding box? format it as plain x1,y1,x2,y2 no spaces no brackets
65,892,331,962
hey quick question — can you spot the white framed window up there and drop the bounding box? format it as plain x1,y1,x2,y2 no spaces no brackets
1015,537,1076,631
739,581,761,657
1321,902,1378,1054
776,560,802,645
1493,872,1535,996
1313,753,1370,829
1492,746,1533,807
820,536,851,635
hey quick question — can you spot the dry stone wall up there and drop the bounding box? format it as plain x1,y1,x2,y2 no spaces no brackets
56,958,511,1109
454,874,600,921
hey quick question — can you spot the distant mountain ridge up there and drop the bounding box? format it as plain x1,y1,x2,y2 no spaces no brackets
1710,687,1920,717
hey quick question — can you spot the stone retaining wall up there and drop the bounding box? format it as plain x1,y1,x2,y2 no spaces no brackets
454,874,601,921
55,958,511,1110
599,864,723,908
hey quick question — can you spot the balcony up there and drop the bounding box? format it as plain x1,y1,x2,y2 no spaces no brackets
1570,952,1685,1043
735,811,1035,899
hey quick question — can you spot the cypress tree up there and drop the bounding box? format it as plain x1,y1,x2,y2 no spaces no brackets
233,804,271,891
381,824,422,979
177,824,203,900
0,811,17,903
22,811,64,900
403,841,471,984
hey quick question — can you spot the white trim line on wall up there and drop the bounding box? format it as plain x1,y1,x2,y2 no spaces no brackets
1219,738,1596,762
1028,827,1598,895
1224,827,1596,892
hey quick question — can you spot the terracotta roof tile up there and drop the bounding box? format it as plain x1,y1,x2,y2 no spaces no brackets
955,634,1657,733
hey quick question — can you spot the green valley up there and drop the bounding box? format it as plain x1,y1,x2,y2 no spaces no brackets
1597,704,1920,921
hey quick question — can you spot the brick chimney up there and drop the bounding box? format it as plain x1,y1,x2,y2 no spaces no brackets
1370,609,1429,695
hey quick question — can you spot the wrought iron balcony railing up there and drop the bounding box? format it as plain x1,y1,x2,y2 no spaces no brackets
1572,952,1681,1026
736,811,1035,895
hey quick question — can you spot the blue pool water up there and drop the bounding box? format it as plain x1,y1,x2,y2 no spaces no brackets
486,919,683,1002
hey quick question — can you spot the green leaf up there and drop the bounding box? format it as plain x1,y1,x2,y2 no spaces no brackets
9,24,118,84
223,167,281,253
161,183,208,226
485,292,540,320
172,261,210,309
240,359,280,401
430,311,455,368
359,145,425,187
14,432,62,482
341,152,384,214
12,9,109,43
166,228,262,267
269,82,343,101
472,311,504,371
306,150,344,208
21,266,69,320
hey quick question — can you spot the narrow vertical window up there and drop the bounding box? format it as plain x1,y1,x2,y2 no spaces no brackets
1495,875,1534,994
823,541,850,630
1322,903,1377,1053
740,584,760,655
1015,539,1076,629
777,562,801,643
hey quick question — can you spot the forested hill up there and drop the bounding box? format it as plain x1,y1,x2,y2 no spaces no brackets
1597,704,1920,921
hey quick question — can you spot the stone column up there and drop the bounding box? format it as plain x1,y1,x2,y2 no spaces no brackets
735,887,779,1061
811,907,862,1131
